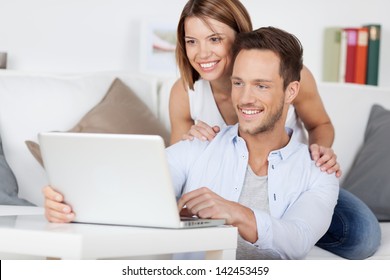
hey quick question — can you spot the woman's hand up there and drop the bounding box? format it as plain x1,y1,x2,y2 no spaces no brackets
43,186,75,223
181,120,220,141
310,144,342,178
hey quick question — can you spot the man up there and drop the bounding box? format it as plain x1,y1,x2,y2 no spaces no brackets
44,27,339,259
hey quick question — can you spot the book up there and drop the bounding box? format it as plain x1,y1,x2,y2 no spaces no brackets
322,27,342,82
343,28,358,83
354,27,369,84
364,24,381,86
338,29,348,82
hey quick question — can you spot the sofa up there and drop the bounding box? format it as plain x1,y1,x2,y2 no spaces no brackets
305,82,390,259
0,70,389,259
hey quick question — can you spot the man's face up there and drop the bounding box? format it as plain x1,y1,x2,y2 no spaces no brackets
231,49,286,136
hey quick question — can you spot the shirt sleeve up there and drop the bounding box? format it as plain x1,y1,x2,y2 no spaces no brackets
252,171,339,259
165,139,209,200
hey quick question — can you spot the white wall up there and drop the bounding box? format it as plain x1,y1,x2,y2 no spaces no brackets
0,0,389,85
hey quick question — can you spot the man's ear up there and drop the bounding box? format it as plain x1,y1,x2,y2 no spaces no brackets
285,81,300,104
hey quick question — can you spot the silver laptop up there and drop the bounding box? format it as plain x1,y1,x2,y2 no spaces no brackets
38,132,225,228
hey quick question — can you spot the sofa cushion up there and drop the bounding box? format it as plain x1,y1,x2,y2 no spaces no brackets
0,71,160,206
25,78,169,167
318,83,390,184
0,139,34,206
342,104,390,221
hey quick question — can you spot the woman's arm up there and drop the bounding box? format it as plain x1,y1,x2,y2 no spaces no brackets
169,79,194,145
169,79,220,145
294,66,341,177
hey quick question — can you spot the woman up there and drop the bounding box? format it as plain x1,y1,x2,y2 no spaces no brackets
168,0,380,259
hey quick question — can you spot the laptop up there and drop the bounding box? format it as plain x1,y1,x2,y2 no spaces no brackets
38,132,225,229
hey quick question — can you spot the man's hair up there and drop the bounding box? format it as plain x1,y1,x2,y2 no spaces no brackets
232,26,303,89
176,0,253,90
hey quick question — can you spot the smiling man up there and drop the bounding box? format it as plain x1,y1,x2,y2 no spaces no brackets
169,26,339,259
43,27,339,260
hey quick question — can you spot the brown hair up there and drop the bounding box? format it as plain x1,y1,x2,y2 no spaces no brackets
176,0,252,90
232,26,303,89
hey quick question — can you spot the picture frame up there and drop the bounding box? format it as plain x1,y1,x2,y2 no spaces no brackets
139,20,178,77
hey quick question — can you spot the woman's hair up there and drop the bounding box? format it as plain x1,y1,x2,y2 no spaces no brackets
232,26,304,89
176,0,252,90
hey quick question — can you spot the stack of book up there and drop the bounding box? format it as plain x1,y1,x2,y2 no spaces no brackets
322,24,381,86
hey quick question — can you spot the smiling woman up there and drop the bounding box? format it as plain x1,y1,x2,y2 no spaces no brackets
169,0,252,145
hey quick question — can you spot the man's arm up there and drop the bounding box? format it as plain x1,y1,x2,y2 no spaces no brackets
178,187,258,243
253,172,339,259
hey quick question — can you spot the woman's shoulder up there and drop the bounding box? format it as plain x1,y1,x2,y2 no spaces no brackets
171,78,188,94
189,79,213,97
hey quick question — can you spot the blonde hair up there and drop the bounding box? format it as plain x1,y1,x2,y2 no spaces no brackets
176,0,252,90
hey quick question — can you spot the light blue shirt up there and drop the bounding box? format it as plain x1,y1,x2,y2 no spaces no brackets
166,124,339,259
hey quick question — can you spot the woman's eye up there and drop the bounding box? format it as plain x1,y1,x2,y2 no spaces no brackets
210,37,221,43
185,39,196,45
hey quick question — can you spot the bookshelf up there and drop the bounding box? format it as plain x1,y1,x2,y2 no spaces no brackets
322,24,381,86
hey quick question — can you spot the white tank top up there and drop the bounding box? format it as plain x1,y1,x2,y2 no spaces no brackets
188,79,308,143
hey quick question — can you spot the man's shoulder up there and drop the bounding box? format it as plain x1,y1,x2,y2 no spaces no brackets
167,125,238,155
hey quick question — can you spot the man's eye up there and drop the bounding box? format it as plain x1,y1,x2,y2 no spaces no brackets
256,84,268,89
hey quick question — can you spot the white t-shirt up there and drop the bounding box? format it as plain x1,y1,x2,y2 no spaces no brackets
188,79,308,143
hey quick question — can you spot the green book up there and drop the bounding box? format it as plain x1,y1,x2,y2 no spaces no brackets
322,27,342,82
364,24,381,86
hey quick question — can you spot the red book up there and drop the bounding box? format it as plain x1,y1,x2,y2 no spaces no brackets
343,28,358,83
354,27,369,84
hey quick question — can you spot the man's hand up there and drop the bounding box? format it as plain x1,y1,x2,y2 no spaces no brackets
310,144,342,178
178,187,258,243
178,187,235,222
182,121,220,141
43,186,75,223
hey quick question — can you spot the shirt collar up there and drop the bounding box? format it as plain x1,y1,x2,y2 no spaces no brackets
272,127,302,161
229,124,302,161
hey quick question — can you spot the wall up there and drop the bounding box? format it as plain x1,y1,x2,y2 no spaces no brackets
0,0,388,85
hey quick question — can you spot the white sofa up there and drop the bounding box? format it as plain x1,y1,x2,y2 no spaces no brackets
306,82,390,259
0,71,389,259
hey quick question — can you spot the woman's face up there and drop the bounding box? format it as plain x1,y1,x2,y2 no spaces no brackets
184,16,236,82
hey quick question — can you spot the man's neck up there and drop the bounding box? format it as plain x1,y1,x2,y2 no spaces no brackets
240,127,290,176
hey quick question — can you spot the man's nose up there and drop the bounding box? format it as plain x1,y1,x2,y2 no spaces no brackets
240,86,256,104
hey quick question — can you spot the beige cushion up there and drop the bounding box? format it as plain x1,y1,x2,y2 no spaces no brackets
26,78,169,166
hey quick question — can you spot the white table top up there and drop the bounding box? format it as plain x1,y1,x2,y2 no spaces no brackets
0,206,237,259
0,205,44,216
